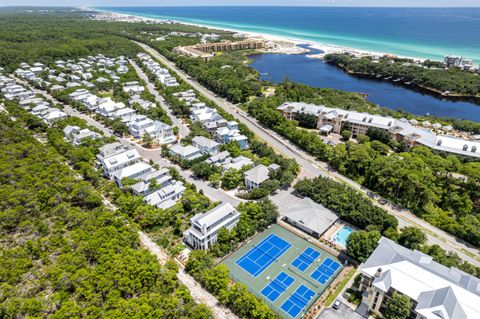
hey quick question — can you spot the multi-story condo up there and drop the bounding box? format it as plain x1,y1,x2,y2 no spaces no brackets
183,202,240,250
359,237,480,319
277,102,480,159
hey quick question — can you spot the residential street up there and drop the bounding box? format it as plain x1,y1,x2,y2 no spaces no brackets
136,41,480,267
129,59,191,139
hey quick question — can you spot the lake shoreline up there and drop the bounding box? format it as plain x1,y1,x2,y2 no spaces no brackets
327,61,480,105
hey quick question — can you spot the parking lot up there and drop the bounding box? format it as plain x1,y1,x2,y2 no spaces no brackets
316,302,365,319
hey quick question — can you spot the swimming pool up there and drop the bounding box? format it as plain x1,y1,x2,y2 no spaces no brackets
331,226,354,248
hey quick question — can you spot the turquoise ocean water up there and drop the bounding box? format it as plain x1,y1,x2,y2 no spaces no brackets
100,6,480,61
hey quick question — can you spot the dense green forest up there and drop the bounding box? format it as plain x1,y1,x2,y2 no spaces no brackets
0,112,212,318
325,53,480,97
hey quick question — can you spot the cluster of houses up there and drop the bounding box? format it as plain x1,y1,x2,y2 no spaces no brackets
14,54,130,92
96,141,185,209
173,89,249,150
444,55,478,72
137,53,179,87
67,83,175,145
277,102,480,159
0,72,67,125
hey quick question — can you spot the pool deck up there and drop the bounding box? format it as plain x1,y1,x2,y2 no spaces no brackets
321,221,357,251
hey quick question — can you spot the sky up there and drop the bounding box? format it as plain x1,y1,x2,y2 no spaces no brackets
1,0,480,6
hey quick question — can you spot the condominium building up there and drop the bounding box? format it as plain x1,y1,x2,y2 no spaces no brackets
358,237,480,319
174,39,266,62
183,202,240,250
277,102,480,159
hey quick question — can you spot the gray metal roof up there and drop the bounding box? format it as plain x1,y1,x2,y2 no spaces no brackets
283,197,338,236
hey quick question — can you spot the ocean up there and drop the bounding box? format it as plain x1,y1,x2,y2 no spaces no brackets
101,6,480,62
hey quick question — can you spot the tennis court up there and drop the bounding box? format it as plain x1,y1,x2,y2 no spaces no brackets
280,285,316,318
236,233,292,277
261,272,295,302
311,257,341,285
291,247,321,272
223,224,344,319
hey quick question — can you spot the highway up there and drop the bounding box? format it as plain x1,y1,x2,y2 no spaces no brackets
136,41,480,267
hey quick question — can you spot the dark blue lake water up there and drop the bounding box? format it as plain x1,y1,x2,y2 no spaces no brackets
250,46,480,121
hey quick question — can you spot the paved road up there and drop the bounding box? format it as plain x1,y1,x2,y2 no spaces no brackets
136,41,480,267
17,75,241,207
129,59,190,139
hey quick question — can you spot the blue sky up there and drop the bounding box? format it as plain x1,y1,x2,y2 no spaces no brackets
1,0,480,6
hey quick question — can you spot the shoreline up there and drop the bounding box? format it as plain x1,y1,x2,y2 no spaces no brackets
91,8,428,62
329,62,480,102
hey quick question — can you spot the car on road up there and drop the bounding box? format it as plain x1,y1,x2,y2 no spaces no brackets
333,299,341,310
378,198,388,205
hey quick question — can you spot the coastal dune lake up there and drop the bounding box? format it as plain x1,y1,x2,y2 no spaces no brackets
103,6,480,121
250,46,480,121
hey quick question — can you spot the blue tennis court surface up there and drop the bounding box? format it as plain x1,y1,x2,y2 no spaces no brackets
311,257,341,285
261,272,295,302
291,247,321,272
236,234,292,277
280,285,315,318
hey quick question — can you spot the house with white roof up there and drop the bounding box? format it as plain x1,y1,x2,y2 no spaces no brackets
122,82,145,95
130,168,172,196
143,180,186,209
206,151,231,165
128,115,175,144
63,125,98,146
190,106,222,124
169,144,202,161
183,202,240,250
112,161,153,187
99,148,141,179
192,136,220,155
42,108,68,125
359,237,480,319
222,156,254,172
244,164,271,190
215,122,249,150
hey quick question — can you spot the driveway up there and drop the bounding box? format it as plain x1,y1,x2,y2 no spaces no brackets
317,302,365,319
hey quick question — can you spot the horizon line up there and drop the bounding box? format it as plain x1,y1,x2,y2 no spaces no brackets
2,5,480,9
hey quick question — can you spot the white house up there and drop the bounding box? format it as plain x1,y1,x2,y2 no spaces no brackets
244,164,271,190
112,161,153,187
63,125,98,146
222,156,253,172
130,168,172,196
143,181,186,209
42,108,68,125
99,148,141,179
192,136,220,155
183,202,240,250
169,144,202,161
